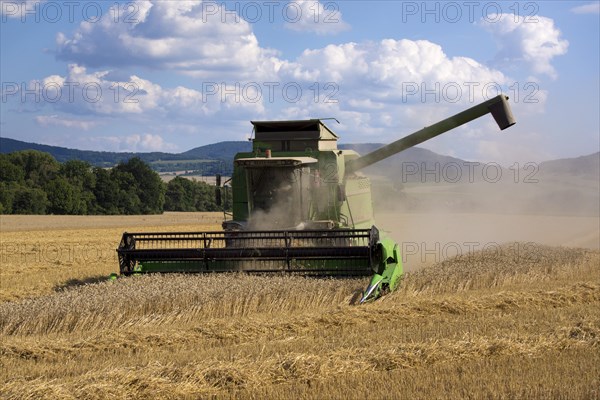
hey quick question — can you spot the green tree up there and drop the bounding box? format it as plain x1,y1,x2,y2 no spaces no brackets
93,167,120,214
59,160,96,213
0,182,15,213
113,158,165,214
0,151,172,215
164,177,220,212
110,168,142,214
11,187,48,214
193,180,219,211
165,177,195,211
8,150,59,186
0,154,25,183
46,176,78,214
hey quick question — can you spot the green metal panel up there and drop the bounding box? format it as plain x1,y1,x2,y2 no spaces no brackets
231,162,249,221
340,176,375,229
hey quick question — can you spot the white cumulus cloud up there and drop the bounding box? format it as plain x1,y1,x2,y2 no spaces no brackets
480,14,569,79
76,133,178,152
54,0,279,80
279,38,510,131
22,0,537,157
570,3,600,14
25,64,265,120
30,36,525,148
288,39,507,94
284,0,350,35
34,115,99,130
123,133,177,152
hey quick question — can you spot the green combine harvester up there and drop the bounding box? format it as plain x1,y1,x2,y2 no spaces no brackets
117,95,515,302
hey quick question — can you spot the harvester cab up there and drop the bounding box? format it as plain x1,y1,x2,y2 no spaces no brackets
117,95,516,303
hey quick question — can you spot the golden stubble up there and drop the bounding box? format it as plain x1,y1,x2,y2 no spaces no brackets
0,213,598,399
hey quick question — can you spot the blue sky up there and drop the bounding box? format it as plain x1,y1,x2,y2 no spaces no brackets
1,0,598,164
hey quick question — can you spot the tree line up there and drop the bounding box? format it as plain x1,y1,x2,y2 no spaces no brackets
0,150,226,215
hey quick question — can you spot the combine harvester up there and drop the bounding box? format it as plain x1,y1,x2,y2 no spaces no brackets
117,95,515,302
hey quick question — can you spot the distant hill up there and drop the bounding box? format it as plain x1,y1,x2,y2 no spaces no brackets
181,141,251,160
341,143,486,183
0,137,251,171
340,143,463,165
539,152,599,180
0,137,174,166
2,136,599,182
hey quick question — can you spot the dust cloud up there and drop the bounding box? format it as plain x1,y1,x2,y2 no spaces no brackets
246,202,301,231
366,159,600,271
243,156,599,269
245,178,305,231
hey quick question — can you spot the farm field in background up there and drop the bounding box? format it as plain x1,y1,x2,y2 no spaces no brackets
1,213,599,399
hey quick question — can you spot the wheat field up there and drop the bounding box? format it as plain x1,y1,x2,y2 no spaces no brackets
1,213,599,399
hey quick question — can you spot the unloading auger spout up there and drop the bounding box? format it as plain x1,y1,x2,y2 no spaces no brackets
117,95,516,302
345,95,515,174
